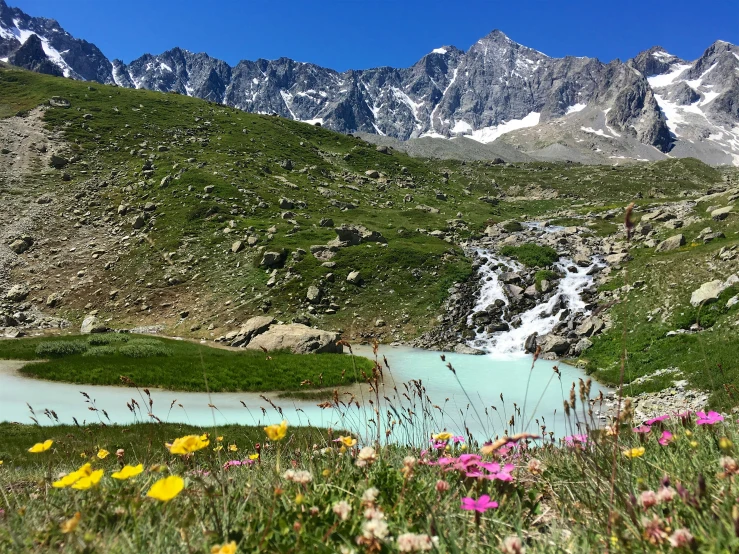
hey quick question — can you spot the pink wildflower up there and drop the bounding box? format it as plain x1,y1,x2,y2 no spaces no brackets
695,411,723,425
658,431,674,446
645,414,669,425
656,486,675,503
640,490,658,509
460,494,498,513
633,425,652,434
564,434,587,446
668,528,694,548
452,435,465,444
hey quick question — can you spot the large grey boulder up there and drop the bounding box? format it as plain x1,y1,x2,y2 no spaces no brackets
573,338,593,355
260,251,286,268
690,279,730,307
6,284,29,302
453,344,485,355
655,234,685,252
246,324,342,354
306,285,322,304
711,206,733,220
575,315,605,337
539,334,570,355
331,224,386,247
230,316,275,347
80,315,107,334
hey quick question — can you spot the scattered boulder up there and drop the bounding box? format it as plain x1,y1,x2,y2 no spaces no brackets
332,224,386,246
575,315,605,337
365,170,380,178
6,284,29,302
539,334,570,355
711,206,733,220
260,251,286,268
246,324,342,354
573,338,593,355
453,344,485,355
9,238,31,254
690,279,728,306
347,271,362,285
654,234,685,252
231,241,244,253
131,214,145,229
49,155,68,169
306,285,322,304
80,315,107,334
230,316,275,347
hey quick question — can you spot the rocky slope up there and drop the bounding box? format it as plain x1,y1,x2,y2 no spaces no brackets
1,0,738,165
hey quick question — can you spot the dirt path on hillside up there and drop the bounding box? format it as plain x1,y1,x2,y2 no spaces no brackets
0,107,63,294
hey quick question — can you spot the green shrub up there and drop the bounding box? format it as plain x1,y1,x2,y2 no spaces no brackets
35,340,88,357
501,244,559,267
82,346,118,357
88,334,129,346
118,342,172,358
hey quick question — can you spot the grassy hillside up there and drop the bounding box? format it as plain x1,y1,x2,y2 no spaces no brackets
0,65,729,343
3,65,739,409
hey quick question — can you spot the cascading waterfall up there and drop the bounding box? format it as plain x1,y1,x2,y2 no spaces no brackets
467,249,601,359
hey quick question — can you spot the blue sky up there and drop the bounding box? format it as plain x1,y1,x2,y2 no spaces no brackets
11,0,739,70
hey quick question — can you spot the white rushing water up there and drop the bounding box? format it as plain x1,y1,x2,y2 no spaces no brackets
468,249,601,360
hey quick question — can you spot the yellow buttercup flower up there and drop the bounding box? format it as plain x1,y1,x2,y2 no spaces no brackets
264,420,288,441
623,447,646,459
216,436,224,442
28,439,53,453
166,434,210,455
111,464,144,480
147,475,185,502
53,463,93,488
337,436,357,448
71,469,104,490
213,444,223,452
322,469,331,477
720,437,733,451
60,512,81,534
211,541,237,554
248,453,259,460
229,444,238,452
97,449,109,460
432,432,453,442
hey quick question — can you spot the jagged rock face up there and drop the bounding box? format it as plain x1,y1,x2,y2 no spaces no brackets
0,0,112,82
2,0,739,164
8,33,62,76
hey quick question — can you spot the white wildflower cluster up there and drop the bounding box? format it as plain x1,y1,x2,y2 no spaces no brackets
361,487,379,506
282,469,313,484
361,512,389,541
332,500,352,521
396,533,437,552
355,446,377,468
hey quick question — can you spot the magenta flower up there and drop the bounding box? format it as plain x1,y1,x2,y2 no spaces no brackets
696,411,724,425
452,435,465,444
645,414,669,425
564,434,588,447
658,431,674,446
458,454,482,465
461,495,499,513
633,425,652,434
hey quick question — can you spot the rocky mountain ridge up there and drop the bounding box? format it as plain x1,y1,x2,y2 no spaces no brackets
1,0,738,165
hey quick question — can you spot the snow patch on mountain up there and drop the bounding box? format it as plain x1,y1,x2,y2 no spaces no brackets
469,112,540,143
